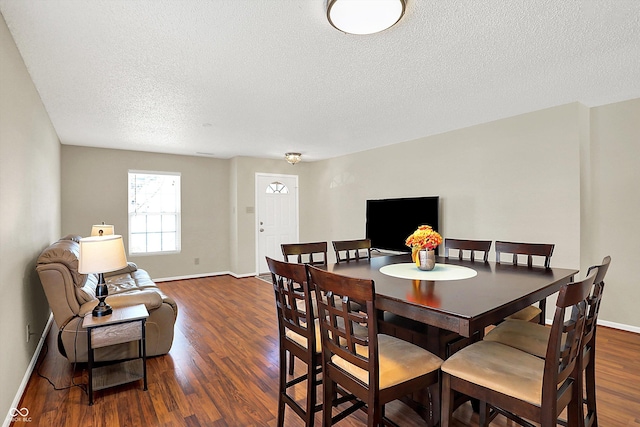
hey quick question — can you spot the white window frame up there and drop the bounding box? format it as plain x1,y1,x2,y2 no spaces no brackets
128,170,181,255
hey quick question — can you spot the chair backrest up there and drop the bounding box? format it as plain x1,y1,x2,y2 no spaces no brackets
444,238,492,262
495,241,555,268
579,256,611,349
307,265,379,394
281,241,328,265
542,270,596,419
332,239,372,263
266,257,317,353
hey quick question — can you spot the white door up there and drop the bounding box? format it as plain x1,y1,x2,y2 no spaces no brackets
256,173,299,275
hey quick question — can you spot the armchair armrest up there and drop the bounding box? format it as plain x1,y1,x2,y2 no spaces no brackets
78,290,163,316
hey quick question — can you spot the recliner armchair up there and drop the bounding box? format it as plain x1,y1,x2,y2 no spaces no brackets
36,235,178,363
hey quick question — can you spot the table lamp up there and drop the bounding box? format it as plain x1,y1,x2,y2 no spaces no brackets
90,222,114,237
78,235,128,317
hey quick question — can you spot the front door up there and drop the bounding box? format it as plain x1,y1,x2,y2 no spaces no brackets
255,173,299,275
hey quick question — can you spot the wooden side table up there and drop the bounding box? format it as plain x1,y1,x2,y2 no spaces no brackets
82,304,149,405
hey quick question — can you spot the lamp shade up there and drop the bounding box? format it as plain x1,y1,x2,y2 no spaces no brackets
78,235,128,274
327,0,406,35
90,224,114,236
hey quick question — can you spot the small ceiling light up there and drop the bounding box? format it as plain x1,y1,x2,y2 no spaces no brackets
285,152,302,165
327,0,406,35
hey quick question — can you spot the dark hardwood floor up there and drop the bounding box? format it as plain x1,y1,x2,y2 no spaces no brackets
13,275,640,426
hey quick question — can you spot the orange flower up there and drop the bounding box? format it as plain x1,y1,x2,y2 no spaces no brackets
405,225,443,253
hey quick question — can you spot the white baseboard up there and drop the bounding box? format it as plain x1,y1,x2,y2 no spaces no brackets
544,317,638,333
598,319,640,334
154,271,232,282
4,313,53,427
154,271,257,282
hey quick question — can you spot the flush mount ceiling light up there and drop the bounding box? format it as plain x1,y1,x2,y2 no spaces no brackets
327,0,406,35
285,152,302,165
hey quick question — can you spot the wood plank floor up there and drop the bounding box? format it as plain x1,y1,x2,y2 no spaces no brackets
13,275,640,426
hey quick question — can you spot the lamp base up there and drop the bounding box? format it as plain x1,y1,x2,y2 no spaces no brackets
92,302,113,317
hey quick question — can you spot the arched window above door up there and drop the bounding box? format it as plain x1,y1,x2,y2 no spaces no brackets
266,181,289,194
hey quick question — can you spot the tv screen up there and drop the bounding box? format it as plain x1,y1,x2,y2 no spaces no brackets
366,196,439,253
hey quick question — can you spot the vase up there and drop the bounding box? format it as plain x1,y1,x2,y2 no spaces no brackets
418,249,436,271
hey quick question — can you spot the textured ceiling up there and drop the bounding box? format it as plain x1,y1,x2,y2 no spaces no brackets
1,1,639,161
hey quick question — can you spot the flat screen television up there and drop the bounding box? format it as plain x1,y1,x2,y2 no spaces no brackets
366,196,439,253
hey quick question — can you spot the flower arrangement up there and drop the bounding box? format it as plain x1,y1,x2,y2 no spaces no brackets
405,225,443,265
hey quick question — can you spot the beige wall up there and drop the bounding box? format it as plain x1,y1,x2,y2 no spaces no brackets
584,98,640,328
303,104,582,269
0,14,61,420
61,146,231,279
60,149,307,278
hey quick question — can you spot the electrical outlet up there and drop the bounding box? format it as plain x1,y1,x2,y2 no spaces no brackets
194,257,200,265
26,324,31,343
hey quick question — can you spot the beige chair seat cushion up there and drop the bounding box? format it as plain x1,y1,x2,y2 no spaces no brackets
286,319,322,353
331,334,443,390
441,340,544,406
484,319,550,358
286,318,368,353
505,305,542,322
290,293,364,353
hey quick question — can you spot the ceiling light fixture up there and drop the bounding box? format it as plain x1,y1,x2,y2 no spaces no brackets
326,0,406,35
285,152,302,165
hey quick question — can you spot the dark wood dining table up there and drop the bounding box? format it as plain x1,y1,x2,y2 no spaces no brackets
321,253,578,425
324,253,577,357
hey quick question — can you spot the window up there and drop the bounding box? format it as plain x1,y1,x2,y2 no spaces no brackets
266,181,289,194
128,171,181,255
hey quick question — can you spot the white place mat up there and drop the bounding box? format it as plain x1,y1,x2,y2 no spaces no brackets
379,263,477,281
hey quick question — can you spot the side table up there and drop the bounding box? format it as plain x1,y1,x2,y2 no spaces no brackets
82,304,149,405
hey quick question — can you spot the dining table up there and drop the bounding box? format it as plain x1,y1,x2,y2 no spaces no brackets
321,252,578,425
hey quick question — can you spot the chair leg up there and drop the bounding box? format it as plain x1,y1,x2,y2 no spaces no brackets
440,373,454,427
478,401,489,427
323,376,335,427
584,351,598,427
305,359,316,427
538,299,546,325
566,369,585,427
277,349,287,427
367,403,381,427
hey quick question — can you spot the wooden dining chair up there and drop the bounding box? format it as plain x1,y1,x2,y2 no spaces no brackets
444,238,492,262
483,255,611,427
440,270,596,427
495,240,555,324
282,242,328,265
266,257,322,427
332,239,372,263
306,265,443,427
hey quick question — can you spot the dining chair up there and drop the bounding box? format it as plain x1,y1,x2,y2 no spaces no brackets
266,257,322,427
440,269,596,427
495,240,555,324
484,255,611,427
444,238,492,262
332,239,372,263
282,242,328,265
306,265,443,427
